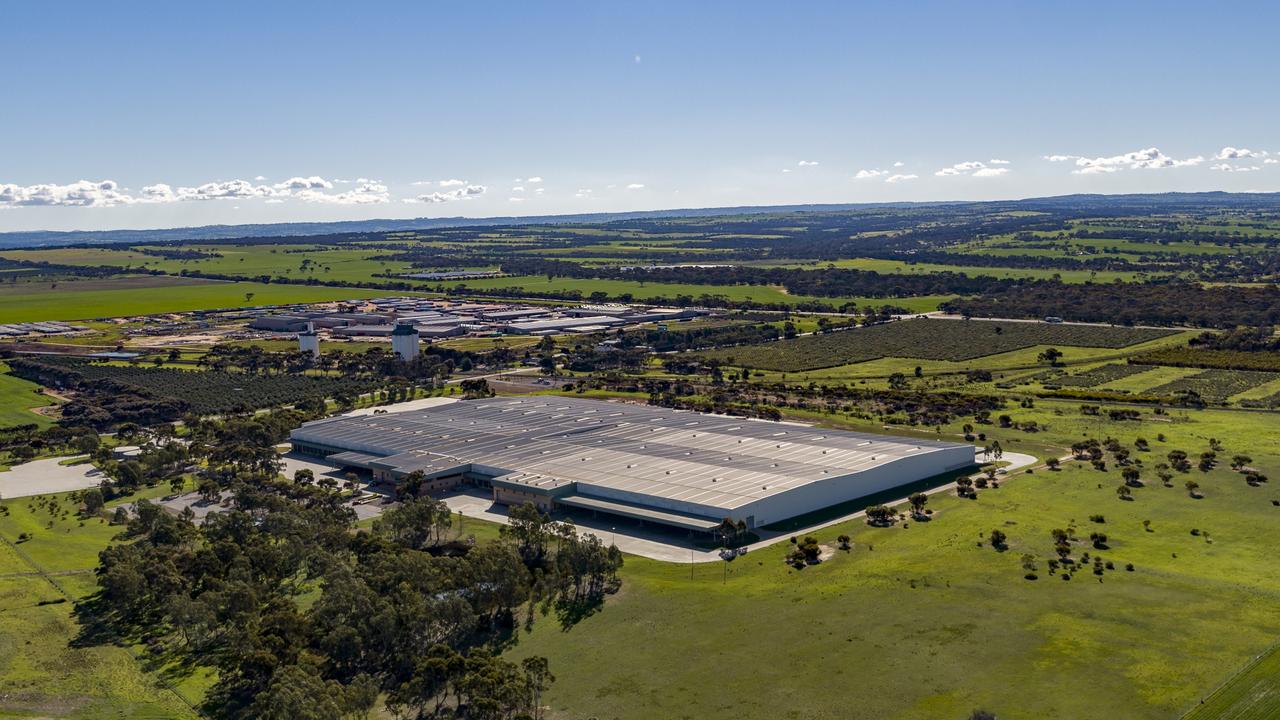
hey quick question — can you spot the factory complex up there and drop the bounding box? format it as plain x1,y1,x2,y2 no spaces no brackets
290,397,976,533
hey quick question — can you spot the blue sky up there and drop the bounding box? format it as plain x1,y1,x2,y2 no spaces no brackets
2,1,1277,231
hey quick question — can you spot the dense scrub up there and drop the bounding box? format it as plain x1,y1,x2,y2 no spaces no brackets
943,281,1280,328
8,357,379,426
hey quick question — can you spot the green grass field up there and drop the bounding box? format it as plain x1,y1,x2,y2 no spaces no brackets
0,487,201,718
503,402,1280,720
1183,642,1280,720
0,362,57,428
0,244,416,285
0,276,419,323
445,275,955,311
769,257,1156,283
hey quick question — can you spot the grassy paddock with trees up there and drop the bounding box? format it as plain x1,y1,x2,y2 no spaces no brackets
504,400,1280,720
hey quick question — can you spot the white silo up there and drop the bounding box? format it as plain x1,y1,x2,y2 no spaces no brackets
298,323,320,358
390,322,420,362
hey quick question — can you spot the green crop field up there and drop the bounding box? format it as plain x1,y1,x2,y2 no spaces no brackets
703,318,1178,372
0,244,416,285
1184,643,1280,720
0,276,419,323
771,257,1156,283
448,274,955,310
0,362,57,429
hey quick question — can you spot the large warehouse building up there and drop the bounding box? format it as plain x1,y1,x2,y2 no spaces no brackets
290,397,975,532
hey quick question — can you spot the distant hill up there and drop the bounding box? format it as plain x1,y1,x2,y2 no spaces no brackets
1,192,1277,250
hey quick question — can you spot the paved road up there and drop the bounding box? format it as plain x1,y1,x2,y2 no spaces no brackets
0,457,103,499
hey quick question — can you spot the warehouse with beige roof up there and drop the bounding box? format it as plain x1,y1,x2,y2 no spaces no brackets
290,396,975,532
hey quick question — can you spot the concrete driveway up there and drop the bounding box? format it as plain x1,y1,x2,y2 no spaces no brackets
0,457,103,499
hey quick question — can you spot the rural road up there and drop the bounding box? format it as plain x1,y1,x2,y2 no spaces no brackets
0,457,103,499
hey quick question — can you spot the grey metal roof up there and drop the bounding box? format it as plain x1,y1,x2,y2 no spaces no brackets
292,397,970,512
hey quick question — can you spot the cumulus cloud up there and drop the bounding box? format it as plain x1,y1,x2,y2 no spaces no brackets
936,161,1008,178
296,180,389,205
989,158,1011,165
508,197,525,203
437,179,467,187
854,169,888,180
2,174,394,208
626,183,645,190
1047,148,1204,174
1266,158,1279,165
511,186,525,192
1216,147,1268,160
797,160,819,167
403,184,487,204
274,176,333,191
893,161,905,167
0,179,138,207
885,174,917,183
526,176,543,184
1211,163,1261,173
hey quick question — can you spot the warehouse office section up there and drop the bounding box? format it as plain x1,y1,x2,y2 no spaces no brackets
290,397,975,532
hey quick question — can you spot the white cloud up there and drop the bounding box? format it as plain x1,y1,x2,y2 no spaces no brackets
403,184,487,204
989,158,1010,165
296,181,389,205
526,176,543,184
893,161,905,167
254,175,267,181
1266,158,1279,165
1048,147,1204,174
626,183,645,190
781,168,792,173
508,197,525,203
274,176,333,191
885,174,917,183
169,179,284,201
2,174,392,208
511,186,525,193
797,160,819,167
1216,147,1268,160
0,179,138,207
534,187,545,194
437,178,467,187
854,169,888,180
574,188,593,198
936,160,1007,178
1211,163,1261,173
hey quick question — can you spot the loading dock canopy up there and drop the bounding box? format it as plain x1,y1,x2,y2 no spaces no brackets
556,494,722,531
327,451,387,469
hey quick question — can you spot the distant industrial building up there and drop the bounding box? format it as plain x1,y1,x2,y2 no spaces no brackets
290,397,974,532
401,270,504,281
504,315,629,334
